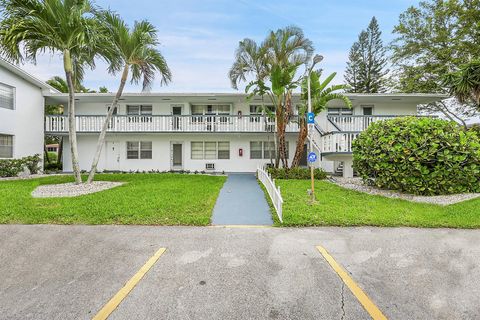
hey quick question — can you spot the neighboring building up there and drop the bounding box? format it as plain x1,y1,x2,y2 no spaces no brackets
0,59,57,162
45,143,59,153
44,92,446,176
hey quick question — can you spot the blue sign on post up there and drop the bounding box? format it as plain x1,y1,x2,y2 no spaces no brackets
307,112,315,124
308,152,317,163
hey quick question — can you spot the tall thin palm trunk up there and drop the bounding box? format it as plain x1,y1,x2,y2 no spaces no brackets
64,49,82,184
86,65,129,183
292,118,308,167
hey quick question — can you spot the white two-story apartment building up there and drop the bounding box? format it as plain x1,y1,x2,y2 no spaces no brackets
0,59,57,161
44,92,446,176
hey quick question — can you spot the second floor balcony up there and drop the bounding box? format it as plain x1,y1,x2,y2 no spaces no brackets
45,115,300,134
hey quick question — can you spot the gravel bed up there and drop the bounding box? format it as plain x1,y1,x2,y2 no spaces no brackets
331,177,480,206
31,181,124,198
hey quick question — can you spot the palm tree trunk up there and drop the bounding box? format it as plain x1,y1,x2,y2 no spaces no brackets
64,49,82,184
44,144,50,164
87,65,129,183
292,119,308,167
57,137,63,167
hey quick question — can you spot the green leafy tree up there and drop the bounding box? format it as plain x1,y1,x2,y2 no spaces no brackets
344,17,389,93
391,0,480,124
86,11,171,183
0,0,110,184
291,71,351,167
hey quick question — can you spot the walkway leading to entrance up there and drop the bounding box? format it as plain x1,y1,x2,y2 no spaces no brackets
211,173,273,225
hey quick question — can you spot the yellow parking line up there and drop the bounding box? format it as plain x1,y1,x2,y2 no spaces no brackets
316,245,388,320
92,247,167,320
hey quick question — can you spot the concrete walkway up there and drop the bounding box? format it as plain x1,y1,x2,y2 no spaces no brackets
211,173,273,225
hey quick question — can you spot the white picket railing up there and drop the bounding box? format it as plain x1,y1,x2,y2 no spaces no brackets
45,115,300,133
320,131,361,154
257,165,283,223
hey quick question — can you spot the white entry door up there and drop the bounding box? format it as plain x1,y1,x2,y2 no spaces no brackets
106,141,121,171
171,142,183,170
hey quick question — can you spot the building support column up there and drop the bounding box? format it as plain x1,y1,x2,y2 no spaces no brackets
343,159,354,178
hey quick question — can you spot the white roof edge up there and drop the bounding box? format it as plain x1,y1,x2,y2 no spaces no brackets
43,92,448,98
0,58,59,93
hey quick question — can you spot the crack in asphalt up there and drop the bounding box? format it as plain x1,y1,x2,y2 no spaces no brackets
340,282,346,320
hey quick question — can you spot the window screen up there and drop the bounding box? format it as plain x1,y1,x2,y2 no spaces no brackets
0,134,13,158
191,142,203,159
217,142,230,159
204,142,217,160
0,83,14,110
250,141,262,159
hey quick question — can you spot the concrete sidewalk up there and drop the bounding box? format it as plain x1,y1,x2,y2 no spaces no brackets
211,173,273,225
1,225,479,320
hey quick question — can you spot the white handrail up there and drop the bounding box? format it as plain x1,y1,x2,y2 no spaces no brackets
45,115,300,133
256,165,283,223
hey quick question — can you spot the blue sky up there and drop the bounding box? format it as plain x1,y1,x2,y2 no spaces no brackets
23,0,420,93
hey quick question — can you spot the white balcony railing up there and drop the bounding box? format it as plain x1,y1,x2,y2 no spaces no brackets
320,131,361,154
326,115,407,132
45,115,300,133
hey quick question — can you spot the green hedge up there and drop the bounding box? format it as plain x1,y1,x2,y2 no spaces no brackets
267,167,327,180
352,117,480,195
0,154,42,177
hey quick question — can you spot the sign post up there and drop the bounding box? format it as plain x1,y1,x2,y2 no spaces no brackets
307,76,315,201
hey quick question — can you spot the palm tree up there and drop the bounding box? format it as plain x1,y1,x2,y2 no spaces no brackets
229,26,313,168
0,0,107,184
291,71,351,167
444,60,480,111
86,12,171,183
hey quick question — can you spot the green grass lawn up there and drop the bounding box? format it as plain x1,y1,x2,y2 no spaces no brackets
0,173,226,225
276,180,480,228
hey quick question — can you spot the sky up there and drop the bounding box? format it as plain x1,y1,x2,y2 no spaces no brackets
21,0,420,93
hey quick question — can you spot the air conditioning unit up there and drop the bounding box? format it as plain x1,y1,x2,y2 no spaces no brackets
205,163,215,170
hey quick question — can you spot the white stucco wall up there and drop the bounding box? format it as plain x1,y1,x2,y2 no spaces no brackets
0,66,44,160
63,133,297,173
59,96,423,173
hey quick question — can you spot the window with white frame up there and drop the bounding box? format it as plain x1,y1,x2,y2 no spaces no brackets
127,105,152,115
126,141,152,159
250,141,288,159
204,142,216,159
250,141,263,159
0,134,13,158
190,141,230,160
327,107,353,115
0,83,14,110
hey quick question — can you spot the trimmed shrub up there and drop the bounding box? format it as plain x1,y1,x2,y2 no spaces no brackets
23,154,42,174
353,117,480,195
0,154,42,177
267,167,327,180
0,158,25,177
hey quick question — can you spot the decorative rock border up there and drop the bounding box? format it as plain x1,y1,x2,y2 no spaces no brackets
31,181,124,198
331,177,480,206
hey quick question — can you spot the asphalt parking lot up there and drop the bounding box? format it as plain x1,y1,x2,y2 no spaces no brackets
0,225,479,319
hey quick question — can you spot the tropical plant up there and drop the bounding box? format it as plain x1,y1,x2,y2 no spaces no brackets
230,26,314,168
443,60,480,112
391,0,480,124
345,17,389,93
353,117,480,195
291,71,351,167
0,0,109,184
86,11,171,183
